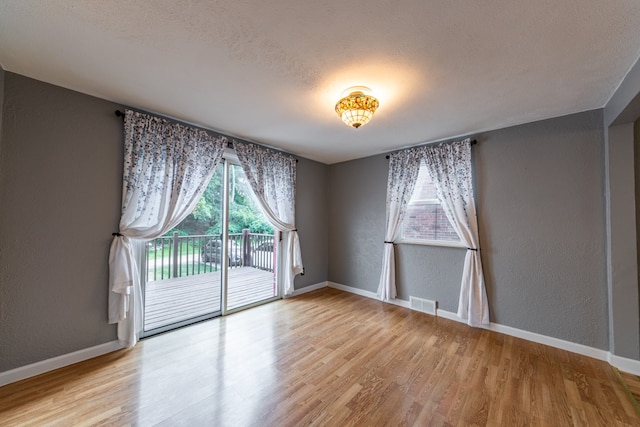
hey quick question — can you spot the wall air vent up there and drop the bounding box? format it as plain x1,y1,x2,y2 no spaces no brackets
409,296,437,315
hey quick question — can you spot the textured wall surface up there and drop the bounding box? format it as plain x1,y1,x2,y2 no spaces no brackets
0,73,122,371
605,123,639,359
328,110,609,349
294,157,328,289
328,155,387,293
636,119,640,333
475,110,607,349
604,55,640,360
395,245,465,309
603,62,640,361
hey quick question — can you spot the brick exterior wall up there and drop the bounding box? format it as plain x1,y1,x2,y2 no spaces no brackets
403,203,459,241
401,165,459,242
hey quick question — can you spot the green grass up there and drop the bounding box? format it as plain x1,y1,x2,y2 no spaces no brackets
147,241,204,259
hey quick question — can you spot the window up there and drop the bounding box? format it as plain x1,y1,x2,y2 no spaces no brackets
398,161,462,246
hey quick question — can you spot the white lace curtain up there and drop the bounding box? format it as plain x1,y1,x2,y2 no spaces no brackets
422,139,489,326
377,138,489,326
108,110,226,347
234,141,303,296
376,148,422,300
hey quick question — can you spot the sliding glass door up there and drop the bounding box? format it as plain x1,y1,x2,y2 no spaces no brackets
142,163,224,333
225,162,277,312
142,155,279,335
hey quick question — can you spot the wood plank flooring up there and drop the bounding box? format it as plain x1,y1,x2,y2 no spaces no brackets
619,370,640,415
144,267,275,330
1,288,638,426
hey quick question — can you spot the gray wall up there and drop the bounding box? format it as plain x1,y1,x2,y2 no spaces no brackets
636,119,640,286
476,110,607,348
328,155,387,293
604,56,640,360
605,123,640,359
328,110,609,350
0,73,122,371
294,157,328,289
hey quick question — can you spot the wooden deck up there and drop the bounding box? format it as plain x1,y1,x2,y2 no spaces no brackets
144,267,275,331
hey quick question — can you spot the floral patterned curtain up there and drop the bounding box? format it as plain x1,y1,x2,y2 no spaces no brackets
109,110,227,347
421,138,489,326
233,141,303,296
377,147,422,301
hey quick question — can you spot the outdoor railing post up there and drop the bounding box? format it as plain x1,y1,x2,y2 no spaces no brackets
242,228,251,267
173,231,179,278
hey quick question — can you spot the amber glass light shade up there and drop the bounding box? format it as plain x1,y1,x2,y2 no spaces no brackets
335,88,379,128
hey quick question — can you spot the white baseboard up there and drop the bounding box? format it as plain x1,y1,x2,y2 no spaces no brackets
437,308,610,361
434,309,460,322
0,341,124,387
329,281,640,375
609,354,640,376
326,282,411,310
287,281,329,297
388,299,411,309
328,282,376,299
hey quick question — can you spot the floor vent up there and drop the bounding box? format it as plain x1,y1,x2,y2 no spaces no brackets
409,296,437,315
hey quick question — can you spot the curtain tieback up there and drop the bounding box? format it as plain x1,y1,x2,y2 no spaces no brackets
467,247,478,251
112,232,123,237
384,241,394,244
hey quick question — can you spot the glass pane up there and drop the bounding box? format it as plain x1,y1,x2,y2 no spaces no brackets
410,163,438,202
143,164,224,332
402,203,459,242
401,162,460,242
227,163,277,310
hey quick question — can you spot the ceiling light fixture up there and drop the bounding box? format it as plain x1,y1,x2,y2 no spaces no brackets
335,86,379,129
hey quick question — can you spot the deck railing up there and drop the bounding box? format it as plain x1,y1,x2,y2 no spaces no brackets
145,230,274,282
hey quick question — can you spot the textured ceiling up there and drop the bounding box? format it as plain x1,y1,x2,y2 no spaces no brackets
1,1,640,164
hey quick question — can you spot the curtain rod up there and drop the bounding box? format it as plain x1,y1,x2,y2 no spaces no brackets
385,139,477,159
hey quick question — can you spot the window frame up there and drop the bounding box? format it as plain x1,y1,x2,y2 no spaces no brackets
394,163,466,249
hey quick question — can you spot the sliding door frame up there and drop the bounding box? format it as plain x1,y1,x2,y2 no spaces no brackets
140,149,282,337
221,150,281,315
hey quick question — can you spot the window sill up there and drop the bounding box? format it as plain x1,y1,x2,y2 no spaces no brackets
394,238,466,249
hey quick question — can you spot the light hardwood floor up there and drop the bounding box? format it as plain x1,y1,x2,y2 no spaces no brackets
1,288,638,426
619,370,640,414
